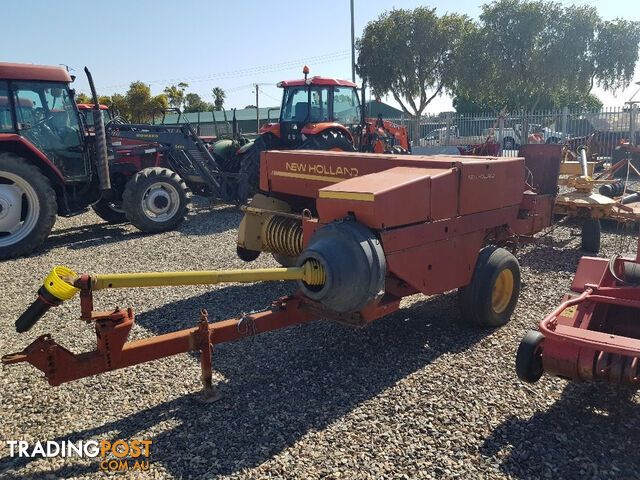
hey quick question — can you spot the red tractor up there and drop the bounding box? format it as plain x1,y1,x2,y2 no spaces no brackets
0,62,269,258
215,67,410,193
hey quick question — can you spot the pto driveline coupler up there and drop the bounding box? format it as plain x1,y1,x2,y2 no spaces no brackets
15,267,80,333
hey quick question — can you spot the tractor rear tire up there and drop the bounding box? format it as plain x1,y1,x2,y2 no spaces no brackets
458,246,521,327
122,167,189,233
515,330,545,383
239,134,273,200
299,129,356,152
92,199,127,224
581,218,601,253
0,153,57,259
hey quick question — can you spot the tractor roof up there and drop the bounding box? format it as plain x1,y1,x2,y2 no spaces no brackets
278,76,357,88
76,104,109,110
0,62,72,83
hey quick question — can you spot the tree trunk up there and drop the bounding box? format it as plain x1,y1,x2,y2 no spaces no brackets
413,115,421,147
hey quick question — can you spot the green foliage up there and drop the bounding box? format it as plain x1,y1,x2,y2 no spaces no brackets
212,87,226,111
184,93,213,113
356,7,472,117
164,82,189,109
452,0,640,111
75,92,92,104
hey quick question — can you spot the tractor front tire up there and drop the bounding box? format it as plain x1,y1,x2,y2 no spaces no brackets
515,330,545,383
581,217,601,253
122,167,189,233
299,129,356,152
0,153,57,259
458,246,521,327
92,198,127,224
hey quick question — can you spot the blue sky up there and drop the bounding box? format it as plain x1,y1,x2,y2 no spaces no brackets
4,0,640,112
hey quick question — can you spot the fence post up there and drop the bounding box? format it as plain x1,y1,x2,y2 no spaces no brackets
498,115,504,145
561,107,568,142
631,104,639,147
445,112,452,145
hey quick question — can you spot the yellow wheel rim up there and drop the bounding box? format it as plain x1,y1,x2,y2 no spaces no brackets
492,269,514,314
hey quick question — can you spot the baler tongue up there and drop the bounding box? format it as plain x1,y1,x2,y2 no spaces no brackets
2,262,325,400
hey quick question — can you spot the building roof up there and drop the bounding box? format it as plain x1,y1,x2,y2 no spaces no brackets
163,101,405,125
163,107,280,124
0,62,72,83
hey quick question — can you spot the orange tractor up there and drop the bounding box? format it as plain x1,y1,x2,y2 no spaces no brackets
214,66,410,195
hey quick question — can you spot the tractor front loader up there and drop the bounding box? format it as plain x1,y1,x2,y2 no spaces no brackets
3,148,560,399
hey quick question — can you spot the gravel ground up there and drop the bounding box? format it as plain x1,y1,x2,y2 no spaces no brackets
0,198,638,479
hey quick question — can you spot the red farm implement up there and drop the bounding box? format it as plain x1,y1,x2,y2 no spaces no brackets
3,148,560,398
517,238,640,386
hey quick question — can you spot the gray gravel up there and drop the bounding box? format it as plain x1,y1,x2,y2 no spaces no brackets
0,198,638,479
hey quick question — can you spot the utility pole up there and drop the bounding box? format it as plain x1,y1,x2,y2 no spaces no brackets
350,0,356,83
255,84,260,133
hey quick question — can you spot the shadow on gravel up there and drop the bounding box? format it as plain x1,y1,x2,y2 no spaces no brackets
32,204,241,255
481,383,639,479
517,242,585,274
0,287,495,479
179,204,242,236
40,222,143,252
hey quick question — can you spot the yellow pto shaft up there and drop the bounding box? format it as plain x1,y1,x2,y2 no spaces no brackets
87,261,325,290
15,261,325,334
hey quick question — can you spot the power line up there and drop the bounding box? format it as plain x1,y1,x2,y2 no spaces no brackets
101,50,350,91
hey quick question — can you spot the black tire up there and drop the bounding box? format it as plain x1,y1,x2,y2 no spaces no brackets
237,245,260,262
503,137,516,150
458,246,521,327
0,153,57,259
91,198,127,224
515,330,545,383
272,252,297,267
239,134,273,200
299,129,356,152
122,167,188,233
581,217,601,253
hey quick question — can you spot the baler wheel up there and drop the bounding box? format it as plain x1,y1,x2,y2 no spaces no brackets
581,218,601,253
515,330,545,383
458,247,521,327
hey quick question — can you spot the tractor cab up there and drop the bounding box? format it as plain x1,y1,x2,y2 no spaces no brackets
260,72,361,150
77,103,111,133
0,66,90,182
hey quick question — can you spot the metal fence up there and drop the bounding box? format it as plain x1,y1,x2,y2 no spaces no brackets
389,105,640,158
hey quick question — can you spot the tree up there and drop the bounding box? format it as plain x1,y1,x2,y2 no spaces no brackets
125,81,152,122
164,82,189,109
357,7,472,141
75,92,92,104
184,93,213,113
212,87,226,111
452,0,640,111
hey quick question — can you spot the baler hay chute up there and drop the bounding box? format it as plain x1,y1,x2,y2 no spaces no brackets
516,237,640,386
3,148,560,398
